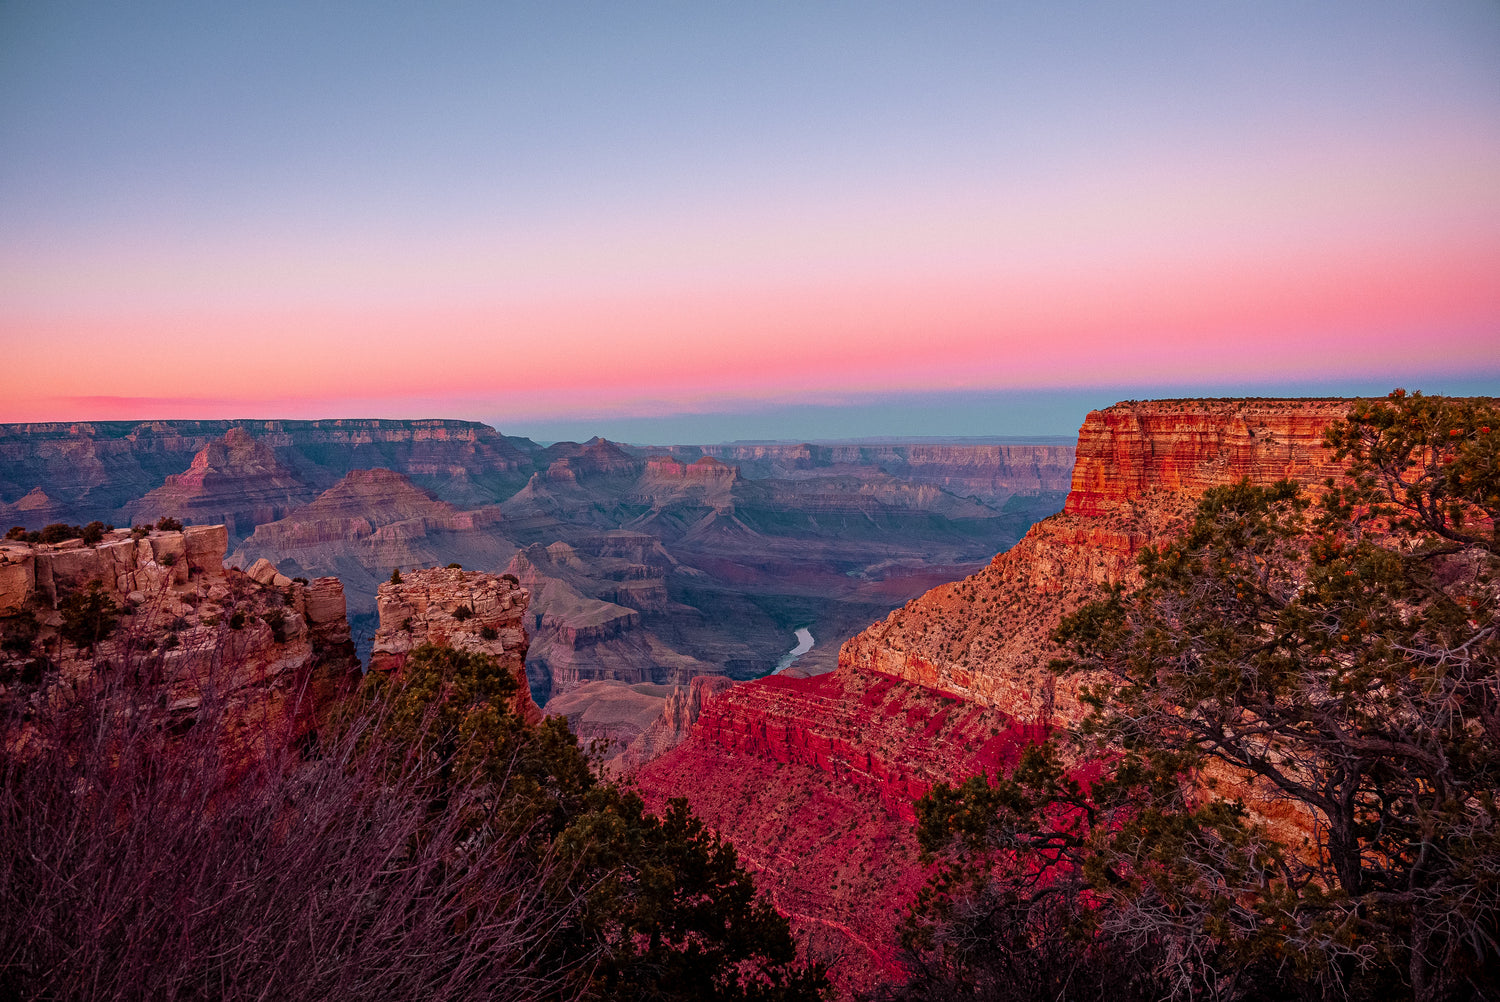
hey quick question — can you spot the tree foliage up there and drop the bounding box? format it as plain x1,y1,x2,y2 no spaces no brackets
58,580,119,651
357,643,828,1001
906,392,1500,1001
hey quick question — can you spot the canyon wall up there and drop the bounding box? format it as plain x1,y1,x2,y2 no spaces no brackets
633,398,1356,992
0,525,359,760
660,441,1074,506
841,398,1352,725
233,468,517,619
1063,398,1349,517
0,419,536,525
128,428,317,536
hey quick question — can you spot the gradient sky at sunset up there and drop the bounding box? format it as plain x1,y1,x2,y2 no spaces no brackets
3,2,1498,441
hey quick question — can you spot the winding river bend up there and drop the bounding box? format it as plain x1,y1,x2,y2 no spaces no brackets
772,627,815,674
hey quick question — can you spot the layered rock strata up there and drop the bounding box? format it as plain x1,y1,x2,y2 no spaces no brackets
633,398,1357,993
128,428,317,537
841,398,1353,725
613,673,735,770
511,541,716,702
635,669,1037,993
1064,399,1350,517
659,442,1075,507
0,418,536,524
233,469,516,619
370,566,540,725
0,526,359,761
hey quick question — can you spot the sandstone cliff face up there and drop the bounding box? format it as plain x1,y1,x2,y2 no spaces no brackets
840,398,1353,726
370,566,540,725
129,428,316,537
1063,399,1349,516
632,398,1357,992
0,526,359,762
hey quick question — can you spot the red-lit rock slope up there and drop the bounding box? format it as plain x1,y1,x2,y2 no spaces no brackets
632,398,1353,994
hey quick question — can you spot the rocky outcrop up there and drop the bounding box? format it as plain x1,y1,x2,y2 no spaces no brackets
540,438,640,482
0,523,230,613
1063,399,1349,517
128,428,316,537
614,674,735,770
0,526,360,763
370,566,539,725
840,398,1353,725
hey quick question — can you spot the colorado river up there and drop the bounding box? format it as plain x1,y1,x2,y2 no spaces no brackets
773,627,815,673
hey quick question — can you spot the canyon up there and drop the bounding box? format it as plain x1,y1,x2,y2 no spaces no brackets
629,398,1355,992
0,399,1365,995
1,421,1071,737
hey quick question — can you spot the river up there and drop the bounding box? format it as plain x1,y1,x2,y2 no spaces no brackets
772,627,815,674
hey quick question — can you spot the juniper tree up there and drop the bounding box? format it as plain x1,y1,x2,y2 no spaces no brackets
909,392,1500,1001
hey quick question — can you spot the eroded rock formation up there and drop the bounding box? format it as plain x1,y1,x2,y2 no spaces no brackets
0,525,359,761
370,566,540,725
0,418,537,526
841,399,1352,725
128,428,316,537
233,468,516,617
631,397,1357,992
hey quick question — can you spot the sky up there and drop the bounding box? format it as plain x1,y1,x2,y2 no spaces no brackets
2,1,1498,442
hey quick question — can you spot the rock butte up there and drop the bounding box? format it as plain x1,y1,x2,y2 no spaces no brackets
370,565,540,726
130,428,317,537
631,398,1355,993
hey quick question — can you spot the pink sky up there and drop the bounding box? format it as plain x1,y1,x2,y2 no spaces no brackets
3,4,1498,429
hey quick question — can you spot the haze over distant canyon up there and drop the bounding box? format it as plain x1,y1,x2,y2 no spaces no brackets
0,418,1072,749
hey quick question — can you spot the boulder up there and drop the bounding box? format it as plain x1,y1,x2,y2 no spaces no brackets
183,524,229,574
149,533,189,584
304,577,347,626
247,558,279,585
0,558,34,615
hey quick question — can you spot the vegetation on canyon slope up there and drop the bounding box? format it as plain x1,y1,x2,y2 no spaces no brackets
0,640,827,1001
899,391,1499,1002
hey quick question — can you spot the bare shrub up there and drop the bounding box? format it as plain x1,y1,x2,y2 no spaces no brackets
0,661,584,1002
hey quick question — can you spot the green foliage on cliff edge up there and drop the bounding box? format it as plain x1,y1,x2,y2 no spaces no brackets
899,391,1500,1002
355,642,829,1002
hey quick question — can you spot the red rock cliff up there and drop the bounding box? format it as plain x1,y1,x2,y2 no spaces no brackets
1064,399,1349,516
841,398,1352,725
